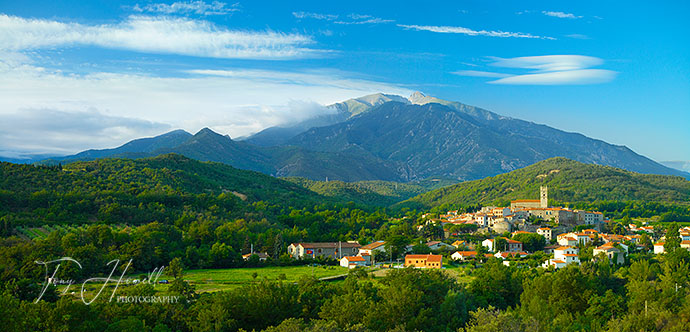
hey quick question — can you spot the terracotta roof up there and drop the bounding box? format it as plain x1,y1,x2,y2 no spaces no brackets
360,241,386,250
343,256,365,262
406,254,443,262
551,260,566,264
427,255,443,263
555,246,573,250
453,251,477,257
293,242,361,248
563,254,579,257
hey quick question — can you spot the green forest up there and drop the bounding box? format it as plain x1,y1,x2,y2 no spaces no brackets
1,154,690,331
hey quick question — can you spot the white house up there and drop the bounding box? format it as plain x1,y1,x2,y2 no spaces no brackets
654,242,665,254
543,259,567,269
543,246,580,268
451,251,477,261
482,238,523,252
554,246,580,265
537,227,552,241
557,234,579,247
340,255,368,268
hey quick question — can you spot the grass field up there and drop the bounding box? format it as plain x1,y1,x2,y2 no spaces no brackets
58,265,350,301
172,265,348,292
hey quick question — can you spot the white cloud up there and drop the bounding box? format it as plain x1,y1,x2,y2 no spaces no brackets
489,69,616,85
0,60,411,154
566,34,589,40
542,11,582,19
0,109,171,154
491,55,603,72
293,12,393,25
133,1,240,16
0,14,316,59
398,24,555,40
455,55,617,85
293,11,339,21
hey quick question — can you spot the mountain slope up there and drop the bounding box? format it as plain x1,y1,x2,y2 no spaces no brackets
400,157,690,209
41,127,410,182
244,93,409,147
45,129,193,163
284,177,428,206
288,100,689,180
662,161,690,173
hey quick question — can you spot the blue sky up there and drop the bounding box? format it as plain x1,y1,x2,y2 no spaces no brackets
0,0,688,162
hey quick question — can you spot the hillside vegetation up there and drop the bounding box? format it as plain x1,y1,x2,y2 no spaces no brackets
401,157,690,210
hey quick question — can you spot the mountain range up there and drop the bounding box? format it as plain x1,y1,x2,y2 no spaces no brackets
34,92,689,181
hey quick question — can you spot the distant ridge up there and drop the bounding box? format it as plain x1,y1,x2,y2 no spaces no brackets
33,92,690,182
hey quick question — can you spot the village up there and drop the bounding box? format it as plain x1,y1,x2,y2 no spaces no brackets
278,187,690,270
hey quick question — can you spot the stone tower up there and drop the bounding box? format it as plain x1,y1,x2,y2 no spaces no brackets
540,186,548,208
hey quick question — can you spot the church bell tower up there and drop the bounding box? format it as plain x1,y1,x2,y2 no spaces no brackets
540,186,548,208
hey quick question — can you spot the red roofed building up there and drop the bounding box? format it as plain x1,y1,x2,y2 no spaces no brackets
340,255,369,268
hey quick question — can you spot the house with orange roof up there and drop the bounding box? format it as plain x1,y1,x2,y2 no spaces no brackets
544,259,567,269
543,246,580,268
554,246,580,265
340,255,369,268
537,227,552,241
654,242,665,254
359,241,387,256
404,254,443,269
557,234,578,247
681,240,690,250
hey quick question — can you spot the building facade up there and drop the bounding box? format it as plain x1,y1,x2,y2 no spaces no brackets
288,242,361,259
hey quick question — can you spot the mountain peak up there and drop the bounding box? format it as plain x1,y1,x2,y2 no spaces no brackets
195,127,228,139
408,91,426,103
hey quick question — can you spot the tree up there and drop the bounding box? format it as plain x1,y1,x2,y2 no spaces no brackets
664,222,681,253
512,233,545,252
639,233,652,252
168,257,183,279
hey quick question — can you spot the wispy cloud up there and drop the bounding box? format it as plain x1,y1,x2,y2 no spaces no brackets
398,24,555,40
0,109,171,154
0,14,316,59
0,59,411,154
566,34,590,40
293,11,339,21
542,11,582,19
133,1,240,16
292,12,393,25
454,55,617,85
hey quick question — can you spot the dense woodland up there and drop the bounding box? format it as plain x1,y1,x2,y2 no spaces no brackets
1,154,690,331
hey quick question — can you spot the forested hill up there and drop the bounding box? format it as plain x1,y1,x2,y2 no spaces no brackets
0,154,339,227
400,157,690,209
284,177,458,207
